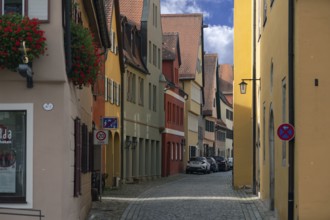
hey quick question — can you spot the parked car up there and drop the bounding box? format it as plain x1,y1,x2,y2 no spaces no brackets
186,157,211,174
212,156,228,171
227,157,233,169
206,157,218,172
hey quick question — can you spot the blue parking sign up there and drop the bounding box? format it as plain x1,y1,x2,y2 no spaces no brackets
102,117,118,129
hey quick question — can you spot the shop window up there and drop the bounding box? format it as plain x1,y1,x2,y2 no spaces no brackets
0,103,33,207
0,0,49,22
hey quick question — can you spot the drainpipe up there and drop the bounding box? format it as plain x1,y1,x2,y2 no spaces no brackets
64,0,72,73
288,0,295,219
252,0,257,195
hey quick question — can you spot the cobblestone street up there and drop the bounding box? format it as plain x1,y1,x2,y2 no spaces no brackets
87,171,276,220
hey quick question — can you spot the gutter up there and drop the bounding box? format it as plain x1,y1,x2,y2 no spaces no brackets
288,0,295,219
252,0,257,195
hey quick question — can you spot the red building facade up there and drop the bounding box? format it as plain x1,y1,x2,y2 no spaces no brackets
161,33,186,177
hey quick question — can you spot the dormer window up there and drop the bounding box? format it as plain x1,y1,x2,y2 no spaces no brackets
0,0,49,22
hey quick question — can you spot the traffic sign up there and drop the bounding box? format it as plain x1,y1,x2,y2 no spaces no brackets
102,117,118,129
94,130,109,145
277,123,295,141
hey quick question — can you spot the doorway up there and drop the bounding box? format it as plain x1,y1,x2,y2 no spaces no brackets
269,110,275,210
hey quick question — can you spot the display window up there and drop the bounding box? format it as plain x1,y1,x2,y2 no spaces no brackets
0,104,33,207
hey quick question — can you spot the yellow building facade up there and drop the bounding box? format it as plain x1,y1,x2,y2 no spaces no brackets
235,0,330,219
233,0,253,189
103,0,123,187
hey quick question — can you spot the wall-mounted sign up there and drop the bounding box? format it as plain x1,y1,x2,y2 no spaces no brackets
277,123,295,141
0,125,12,144
102,117,118,129
93,130,109,145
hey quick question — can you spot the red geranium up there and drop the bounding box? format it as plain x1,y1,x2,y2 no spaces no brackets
0,13,47,71
69,21,101,88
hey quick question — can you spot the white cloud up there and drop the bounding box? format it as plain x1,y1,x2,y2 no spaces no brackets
204,25,233,64
161,0,210,18
161,0,233,64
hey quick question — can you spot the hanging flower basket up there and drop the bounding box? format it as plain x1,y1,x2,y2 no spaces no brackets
69,21,101,88
0,13,47,71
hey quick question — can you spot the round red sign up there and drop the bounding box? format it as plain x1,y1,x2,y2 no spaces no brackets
277,123,295,141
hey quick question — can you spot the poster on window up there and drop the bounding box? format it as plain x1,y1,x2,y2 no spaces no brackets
0,149,16,193
0,124,16,192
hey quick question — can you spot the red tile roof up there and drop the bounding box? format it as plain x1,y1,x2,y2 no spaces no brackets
161,14,203,80
119,0,143,29
219,64,233,105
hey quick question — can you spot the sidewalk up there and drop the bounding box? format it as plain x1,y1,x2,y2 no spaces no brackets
87,174,277,220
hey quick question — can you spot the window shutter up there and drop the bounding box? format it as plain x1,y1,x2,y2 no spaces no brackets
89,131,94,171
117,84,120,106
104,77,108,101
81,124,89,173
28,0,49,21
107,78,111,101
74,117,82,197
110,80,114,103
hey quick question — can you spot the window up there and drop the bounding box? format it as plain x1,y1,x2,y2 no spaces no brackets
263,0,267,26
180,108,183,125
74,118,81,197
167,102,171,122
263,103,266,163
226,109,233,120
149,41,151,63
0,0,49,22
172,104,175,122
104,76,108,101
117,85,121,106
153,85,157,111
217,131,226,141
270,60,274,93
138,77,144,106
170,143,173,160
113,81,118,105
0,104,33,207
205,120,214,132
158,48,161,69
226,130,233,139
153,44,157,66
127,72,136,103
127,72,131,101
111,30,116,54
176,106,179,125
149,83,152,110
108,79,113,103
175,143,178,160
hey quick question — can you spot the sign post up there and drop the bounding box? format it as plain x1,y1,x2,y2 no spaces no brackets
277,123,295,141
93,130,109,145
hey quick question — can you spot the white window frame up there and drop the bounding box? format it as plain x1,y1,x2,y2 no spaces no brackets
0,0,49,22
0,103,33,208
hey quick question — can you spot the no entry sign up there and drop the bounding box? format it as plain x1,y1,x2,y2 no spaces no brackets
93,130,109,145
277,123,295,141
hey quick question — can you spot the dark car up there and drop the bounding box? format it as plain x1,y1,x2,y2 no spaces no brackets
206,157,218,172
212,156,228,171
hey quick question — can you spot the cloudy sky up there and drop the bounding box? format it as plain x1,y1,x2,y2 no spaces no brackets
161,0,234,64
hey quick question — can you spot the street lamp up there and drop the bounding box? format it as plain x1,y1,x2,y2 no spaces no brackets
239,78,260,94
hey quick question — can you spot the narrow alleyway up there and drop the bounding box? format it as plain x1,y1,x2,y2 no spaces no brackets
87,171,276,220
